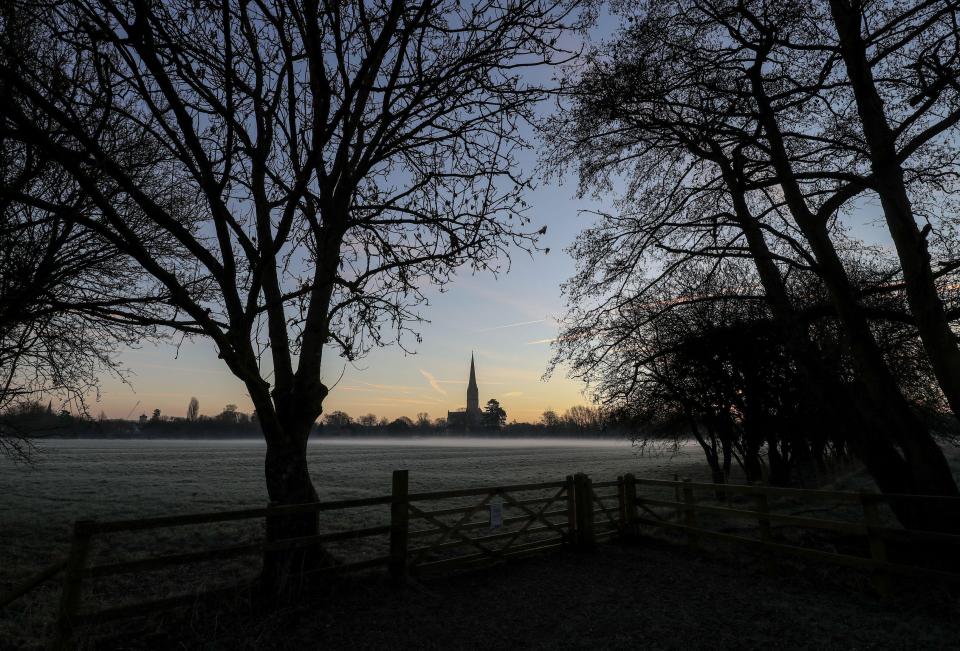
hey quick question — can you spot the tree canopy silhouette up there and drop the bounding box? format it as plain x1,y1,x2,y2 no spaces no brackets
0,0,589,578
0,4,171,461
546,0,960,529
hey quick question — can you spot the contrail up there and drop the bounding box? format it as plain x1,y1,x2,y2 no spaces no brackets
419,369,447,396
476,318,547,332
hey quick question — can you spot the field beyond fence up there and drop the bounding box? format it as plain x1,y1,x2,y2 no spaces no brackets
4,469,960,649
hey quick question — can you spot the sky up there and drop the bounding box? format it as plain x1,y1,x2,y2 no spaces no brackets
84,6,894,426
93,170,893,427
86,8,632,425
94,171,603,424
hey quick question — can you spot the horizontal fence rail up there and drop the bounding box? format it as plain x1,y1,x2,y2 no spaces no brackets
48,493,404,650
90,495,396,534
619,473,960,597
405,478,575,572
42,471,609,648
2,468,955,649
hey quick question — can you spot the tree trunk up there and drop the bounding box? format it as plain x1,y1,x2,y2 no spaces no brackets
829,0,960,424
721,438,733,482
688,416,722,483
743,61,960,529
260,426,326,596
766,436,790,487
724,160,867,471
742,439,764,484
806,223,959,499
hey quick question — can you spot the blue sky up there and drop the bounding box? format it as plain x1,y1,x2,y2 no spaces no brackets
89,6,895,425
95,173,601,424
90,7,629,425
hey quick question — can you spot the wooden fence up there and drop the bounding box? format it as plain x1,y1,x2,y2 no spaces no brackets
620,474,960,594
37,471,611,649
3,470,960,649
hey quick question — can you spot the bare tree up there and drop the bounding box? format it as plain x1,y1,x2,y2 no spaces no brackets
546,0,960,528
0,3,170,461
186,396,199,421
0,0,587,580
540,409,561,430
825,0,960,421
323,411,352,429
719,0,960,503
562,404,600,434
0,212,136,460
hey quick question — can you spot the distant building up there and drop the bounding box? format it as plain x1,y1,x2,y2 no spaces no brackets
447,353,483,430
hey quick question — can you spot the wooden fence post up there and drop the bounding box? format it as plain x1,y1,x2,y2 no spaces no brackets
389,470,409,584
573,473,595,550
53,519,95,650
673,473,682,522
617,475,626,530
755,487,774,571
756,489,772,544
622,473,638,541
682,479,700,550
860,491,891,599
565,474,576,546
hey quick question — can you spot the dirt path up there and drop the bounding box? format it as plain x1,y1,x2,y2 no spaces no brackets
112,540,960,650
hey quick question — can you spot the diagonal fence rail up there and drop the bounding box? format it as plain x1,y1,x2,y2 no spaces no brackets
36,472,602,648
405,479,573,572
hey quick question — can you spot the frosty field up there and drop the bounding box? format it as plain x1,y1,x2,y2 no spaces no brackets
0,437,709,540
0,436,717,645
0,436,711,556
6,437,956,648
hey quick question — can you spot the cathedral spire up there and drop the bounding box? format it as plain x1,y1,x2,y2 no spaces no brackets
467,352,479,413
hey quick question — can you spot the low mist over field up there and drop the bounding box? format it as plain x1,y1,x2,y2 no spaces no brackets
0,437,701,558
1,438,700,527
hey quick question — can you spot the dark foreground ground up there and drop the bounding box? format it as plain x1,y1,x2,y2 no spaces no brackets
89,539,960,651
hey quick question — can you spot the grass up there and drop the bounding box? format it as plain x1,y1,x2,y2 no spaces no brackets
0,437,713,648
3,438,956,649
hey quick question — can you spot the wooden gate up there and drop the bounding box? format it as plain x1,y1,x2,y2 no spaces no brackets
404,478,576,573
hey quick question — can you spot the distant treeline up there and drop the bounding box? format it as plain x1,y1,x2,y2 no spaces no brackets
315,404,629,438
0,401,262,439
0,400,635,439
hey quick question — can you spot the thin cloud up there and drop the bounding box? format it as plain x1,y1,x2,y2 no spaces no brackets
502,391,523,397
460,282,553,319
419,369,447,396
526,333,585,346
475,318,547,333
134,362,232,376
376,396,445,405
359,381,416,394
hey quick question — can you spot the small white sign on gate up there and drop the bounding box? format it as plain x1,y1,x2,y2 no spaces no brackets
489,499,503,529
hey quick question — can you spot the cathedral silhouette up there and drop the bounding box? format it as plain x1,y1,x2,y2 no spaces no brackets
447,353,482,430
